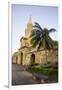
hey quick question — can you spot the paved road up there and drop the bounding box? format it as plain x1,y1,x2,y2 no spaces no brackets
12,64,39,85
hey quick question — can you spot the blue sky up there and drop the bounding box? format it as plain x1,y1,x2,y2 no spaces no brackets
12,4,58,54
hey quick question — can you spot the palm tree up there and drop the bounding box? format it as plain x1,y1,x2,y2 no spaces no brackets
30,22,56,62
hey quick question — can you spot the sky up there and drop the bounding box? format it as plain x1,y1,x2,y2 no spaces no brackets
12,4,58,54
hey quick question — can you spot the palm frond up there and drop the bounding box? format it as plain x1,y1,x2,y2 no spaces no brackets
33,22,43,31
30,36,36,44
33,28,42,32
32,42,37,48
37,38,43,49
29,30,35,38
49,28,56,33
31,35,41,48
46,36,54,48
30,29,41,38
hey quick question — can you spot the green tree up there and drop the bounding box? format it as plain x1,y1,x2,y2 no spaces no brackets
30,22,56,62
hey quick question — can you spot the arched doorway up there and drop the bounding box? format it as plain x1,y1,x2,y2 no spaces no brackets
16,56,18,64
21,52,23,65
31,54,35,64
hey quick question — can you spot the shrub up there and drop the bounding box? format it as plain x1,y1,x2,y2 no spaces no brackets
27,64,58,76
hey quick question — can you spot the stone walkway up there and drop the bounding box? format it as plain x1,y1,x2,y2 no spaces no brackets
12,64,39,85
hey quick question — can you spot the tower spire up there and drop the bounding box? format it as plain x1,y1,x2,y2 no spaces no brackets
25,16,32,37
28,15,32,24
